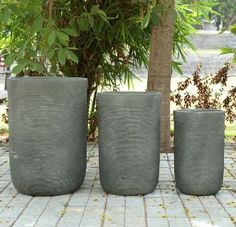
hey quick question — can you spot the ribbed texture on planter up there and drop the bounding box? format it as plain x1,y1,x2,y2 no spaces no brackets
98,92,161,196
174,109,225,196
8,77,87,196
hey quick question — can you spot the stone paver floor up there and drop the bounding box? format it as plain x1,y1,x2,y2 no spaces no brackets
0,143,235,227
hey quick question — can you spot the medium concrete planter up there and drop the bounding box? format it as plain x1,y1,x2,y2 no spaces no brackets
174,109,225,196
98,92,161,195
8,77,87,196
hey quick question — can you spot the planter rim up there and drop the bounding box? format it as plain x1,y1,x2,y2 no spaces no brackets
174,108,224,114
8,76,87,81
98,91,161,96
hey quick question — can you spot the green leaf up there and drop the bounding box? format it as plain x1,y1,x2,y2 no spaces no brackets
61,28,78,37
5,54,15,66
78,17,90,32
56,31,69,41
56,31,69,45
47,49,55,60
32,15,43,33
58,49,66,65
48,31,56,46
220,47,233,55
1,7,11,24
35,63,44,72
9,5,23,16
22,0,30,7
230,24,236,35
29,63,37,71
172,61,183,75
65,49,78,63
12,64,25,75
142,11,150,29
97,20,105,33
88,15,94,27
91,5,98,15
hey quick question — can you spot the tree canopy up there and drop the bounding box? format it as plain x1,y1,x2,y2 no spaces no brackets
0,0,218,139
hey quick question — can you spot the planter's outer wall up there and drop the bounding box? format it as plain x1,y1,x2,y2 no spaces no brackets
98,92,161,196
174,109,225,196
8,77,88,196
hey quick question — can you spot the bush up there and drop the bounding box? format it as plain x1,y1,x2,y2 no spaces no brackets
171,63,236,124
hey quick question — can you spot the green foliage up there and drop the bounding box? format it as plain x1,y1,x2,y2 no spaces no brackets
0,0,218,139
212,0,236,27
220,23,236,63
0,0,79,76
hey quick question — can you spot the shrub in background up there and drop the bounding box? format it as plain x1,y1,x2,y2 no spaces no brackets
171,63,236,136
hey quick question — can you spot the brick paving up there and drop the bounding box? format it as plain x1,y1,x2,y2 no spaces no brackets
0,143,235,227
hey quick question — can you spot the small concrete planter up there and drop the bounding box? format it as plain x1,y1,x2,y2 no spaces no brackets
174,109,225,196
8,77,87,196
98,92,161,196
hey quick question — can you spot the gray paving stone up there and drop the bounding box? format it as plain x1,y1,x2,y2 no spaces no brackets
125,217,146,227
69,189,92,207
125,206,145,218
190,218,213,227
216,189,235,199
204,207,229,218
147,218,169,227
224,207,236,219
107,195,125,207
103,206,125,227
13,196,51,227
211,218,235,227
57,206,85,227
87,191,106,208
169,218,191,227
145,197,163,207
0,181,10,190
144,188,162,198
0,194,33,226
146,206,167,218
35,195,70,227
185,206,209,219
181,197,202,207
126,196,144,207
0,143,234,226
79,207,104,227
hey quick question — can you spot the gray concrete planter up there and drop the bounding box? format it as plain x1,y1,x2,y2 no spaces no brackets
174,109,225,196
8,77,87,196
98,92,161,195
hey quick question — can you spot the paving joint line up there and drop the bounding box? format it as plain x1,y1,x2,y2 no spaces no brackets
0,181,11,194
78,168,98,227
100,193,108,227
11,196,34,226
215,192,236,225
33,197,53,227
166,152,193,227
55,193,74,227
143,196,148,227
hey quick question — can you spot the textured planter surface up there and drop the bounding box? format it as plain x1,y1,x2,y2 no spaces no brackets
8,77,87,196
174,109,225,196
98,92,161,195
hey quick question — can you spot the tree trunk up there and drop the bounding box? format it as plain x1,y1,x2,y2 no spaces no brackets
147,0,175,153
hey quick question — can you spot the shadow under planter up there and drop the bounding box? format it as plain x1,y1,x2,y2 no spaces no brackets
174,109,225,196
8,77,88,196
98,92,161,196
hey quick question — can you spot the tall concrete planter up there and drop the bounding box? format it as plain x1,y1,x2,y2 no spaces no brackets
174,109,225,196
8,77,88,196
98,92,161,196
